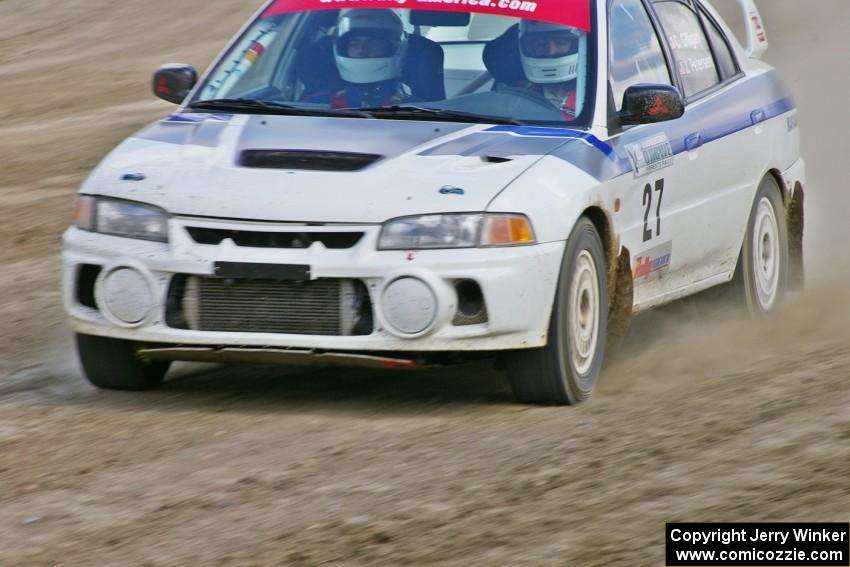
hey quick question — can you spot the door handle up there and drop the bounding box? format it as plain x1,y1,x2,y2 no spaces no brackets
751,109,766,125
685,132,702,151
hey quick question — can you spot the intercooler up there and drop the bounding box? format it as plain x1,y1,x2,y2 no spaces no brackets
166,275,373,336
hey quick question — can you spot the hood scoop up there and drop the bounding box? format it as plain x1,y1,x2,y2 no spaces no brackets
240,149,383,171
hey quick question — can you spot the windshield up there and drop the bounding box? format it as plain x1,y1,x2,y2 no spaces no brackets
192,1,596,127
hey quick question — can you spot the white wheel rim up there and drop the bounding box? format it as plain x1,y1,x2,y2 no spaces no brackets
752,196,780,311
568,250,600,376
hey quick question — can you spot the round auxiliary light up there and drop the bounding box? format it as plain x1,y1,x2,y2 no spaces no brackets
381,277,437,336
102,267,153,325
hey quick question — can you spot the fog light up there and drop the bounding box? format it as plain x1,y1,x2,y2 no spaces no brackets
102,267,153,325
381,277,437,335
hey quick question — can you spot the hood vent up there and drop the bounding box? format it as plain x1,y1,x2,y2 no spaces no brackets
240,149,383,171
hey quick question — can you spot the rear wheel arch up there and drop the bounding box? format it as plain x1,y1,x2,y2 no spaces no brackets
767,168,787,201
731,173,790,314
730,170,795,275
766,168,805,290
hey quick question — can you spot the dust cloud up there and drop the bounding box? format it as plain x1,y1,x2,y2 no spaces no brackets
715,0,850,275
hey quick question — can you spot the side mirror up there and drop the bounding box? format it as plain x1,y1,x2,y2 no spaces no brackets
618,84,685,126
152,64,197,105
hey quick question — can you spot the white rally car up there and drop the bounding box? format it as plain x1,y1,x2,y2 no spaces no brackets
63,0,805,404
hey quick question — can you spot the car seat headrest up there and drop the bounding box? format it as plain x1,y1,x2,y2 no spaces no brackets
403,35,446,101
296,35,341,95
482,24,525,87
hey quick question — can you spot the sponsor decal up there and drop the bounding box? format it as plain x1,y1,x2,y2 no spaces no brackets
677,55,716,77
750,11,766,43
668,30,704,50
646,95,671,118
787,115,799,132
633,241,672,282
245,41,267,63
625,133,674,178
262,0,591,31
156,76,172,96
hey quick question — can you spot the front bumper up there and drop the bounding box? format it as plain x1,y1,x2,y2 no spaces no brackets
62,216,566,352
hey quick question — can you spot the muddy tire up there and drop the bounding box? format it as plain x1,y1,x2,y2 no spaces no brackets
76,333,170,391
505,218,608,405
731,175,789,315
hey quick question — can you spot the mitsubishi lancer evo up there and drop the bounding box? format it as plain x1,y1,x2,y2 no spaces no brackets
64,0,805,404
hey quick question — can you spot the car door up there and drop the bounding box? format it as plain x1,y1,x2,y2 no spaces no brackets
606,0,709,307
682,2,775,278
651,0,760,284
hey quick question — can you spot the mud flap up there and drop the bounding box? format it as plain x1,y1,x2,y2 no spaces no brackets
607,246,634,352
787,184,805,290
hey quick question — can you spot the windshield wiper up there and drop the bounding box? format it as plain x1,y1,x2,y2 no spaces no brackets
190,100,523,124
188,99,371,119
354,105,524,125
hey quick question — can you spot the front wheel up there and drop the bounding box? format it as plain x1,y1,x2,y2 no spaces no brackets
76,333,170,391
505,218,608,405
731,175,789,315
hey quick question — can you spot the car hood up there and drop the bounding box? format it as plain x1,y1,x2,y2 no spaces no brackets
83,113,581,223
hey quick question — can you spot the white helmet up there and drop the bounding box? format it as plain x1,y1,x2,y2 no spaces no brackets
334,9,407,84
519,20,582,84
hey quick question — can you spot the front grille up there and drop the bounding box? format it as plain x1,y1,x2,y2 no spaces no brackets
166,276,373,336
240,149,383,171
185,227,363,249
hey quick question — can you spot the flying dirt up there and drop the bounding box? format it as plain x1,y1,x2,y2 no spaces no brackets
1,0,849,564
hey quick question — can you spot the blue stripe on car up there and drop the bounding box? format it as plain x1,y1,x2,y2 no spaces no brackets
484,125,617,157
163,113,233,123
484,73,796,181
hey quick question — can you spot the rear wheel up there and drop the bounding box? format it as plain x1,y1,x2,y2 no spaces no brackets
731,175,789,315
76,333,170,391
505,218,608,405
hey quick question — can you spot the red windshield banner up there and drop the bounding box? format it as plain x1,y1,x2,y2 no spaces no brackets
262,0,591,31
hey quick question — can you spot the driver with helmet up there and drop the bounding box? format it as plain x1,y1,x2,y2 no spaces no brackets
302,9,417,109
517,20,584,121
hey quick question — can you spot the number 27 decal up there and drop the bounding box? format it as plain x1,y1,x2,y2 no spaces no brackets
642,178,664,242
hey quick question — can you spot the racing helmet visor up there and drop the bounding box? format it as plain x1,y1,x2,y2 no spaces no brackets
336,28,402,58
520,30,580,59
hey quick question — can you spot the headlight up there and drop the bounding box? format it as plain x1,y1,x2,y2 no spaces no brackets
75,195,169,242
378,213,535,250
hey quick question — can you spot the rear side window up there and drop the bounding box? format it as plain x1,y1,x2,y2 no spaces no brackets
609,0,672,111
699,6,739,79
653,0,719,97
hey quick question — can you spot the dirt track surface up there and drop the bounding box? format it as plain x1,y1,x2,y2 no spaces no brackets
1,1,849,565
